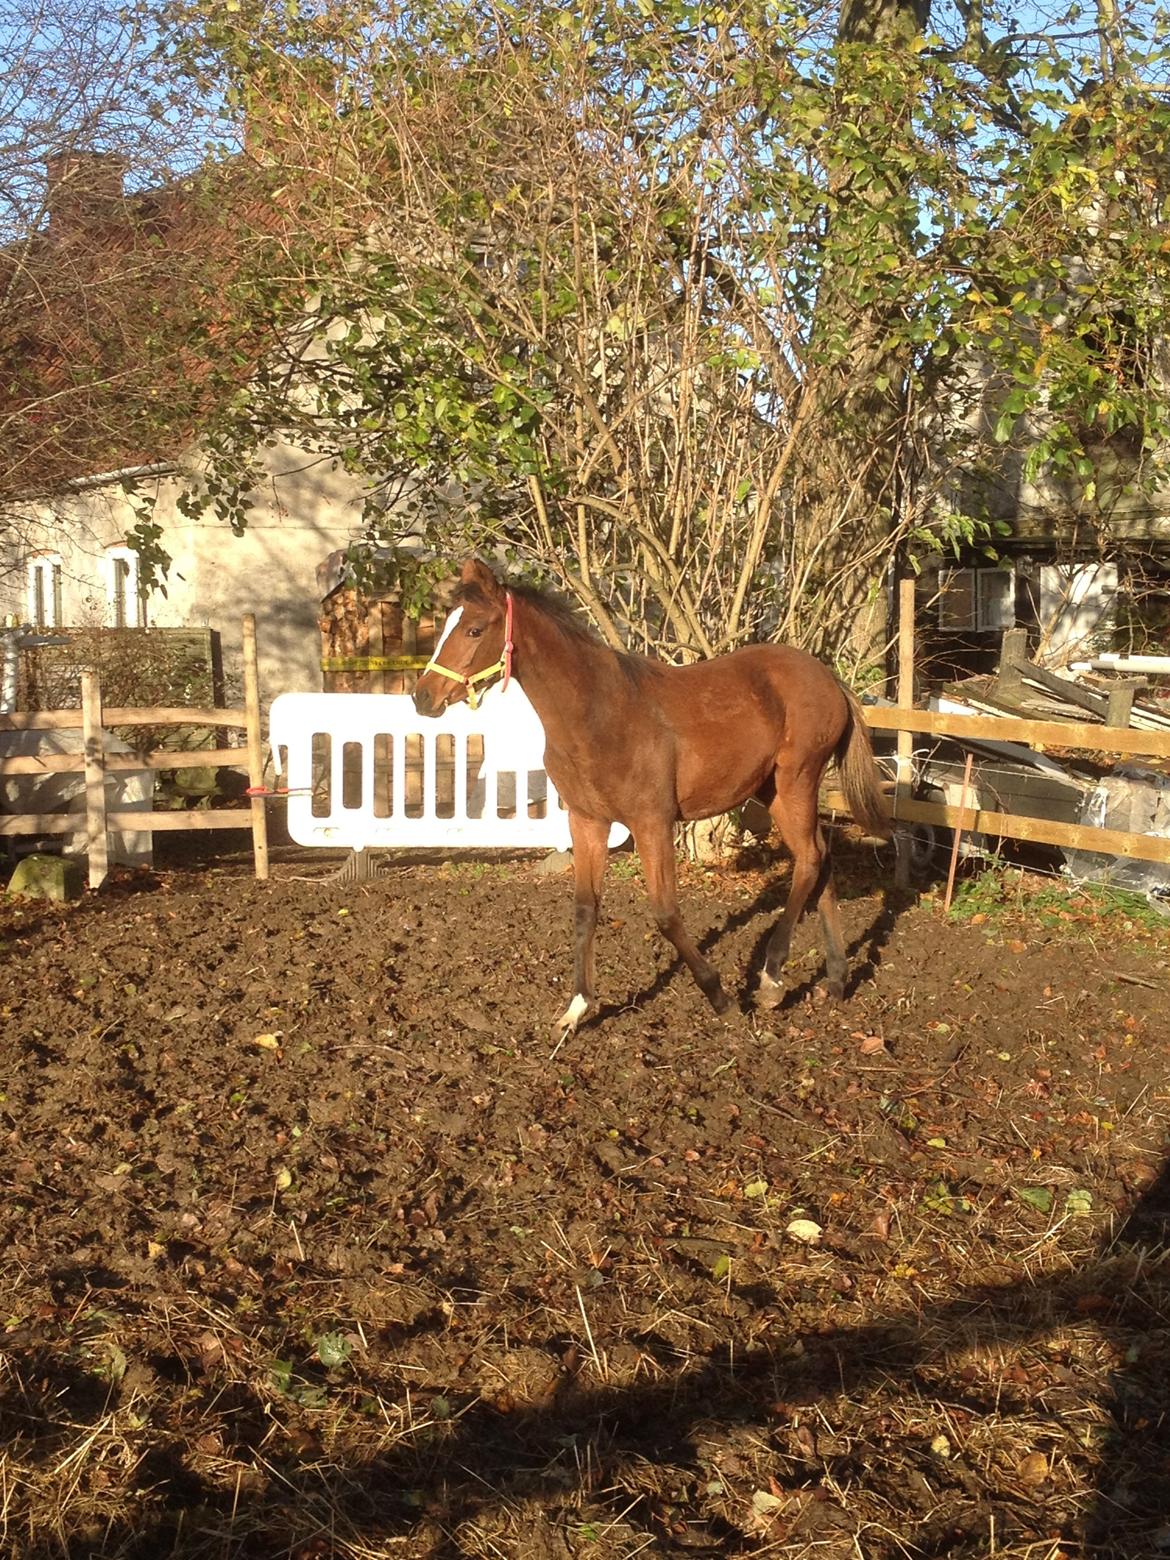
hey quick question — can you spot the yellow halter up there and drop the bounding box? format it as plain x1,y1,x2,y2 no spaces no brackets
422,592,515,710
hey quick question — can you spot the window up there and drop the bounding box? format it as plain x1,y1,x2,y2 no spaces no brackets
105,546,144,628
27,554,62,629
977,569,1016,631
938,567,1015,633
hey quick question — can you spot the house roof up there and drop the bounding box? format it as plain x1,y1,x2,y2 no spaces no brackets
0,153,292,503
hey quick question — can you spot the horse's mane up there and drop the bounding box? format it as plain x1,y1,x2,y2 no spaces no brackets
455,577,652,683
511,582,600,644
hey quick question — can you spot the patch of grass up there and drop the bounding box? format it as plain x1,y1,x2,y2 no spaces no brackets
439,858,514,883
608,851,641,880
949,865,1170,940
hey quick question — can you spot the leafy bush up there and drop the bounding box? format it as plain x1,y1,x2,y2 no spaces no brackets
19,627,224,758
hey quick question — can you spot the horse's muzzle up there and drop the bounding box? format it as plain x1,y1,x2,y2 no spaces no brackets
412,686,440,718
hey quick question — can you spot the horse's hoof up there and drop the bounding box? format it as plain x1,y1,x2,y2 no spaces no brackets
707,984,732,1015
551,992,592,1043
756,972,784,1010
826,977,846,1003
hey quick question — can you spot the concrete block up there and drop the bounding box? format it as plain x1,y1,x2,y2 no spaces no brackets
7,853,84,901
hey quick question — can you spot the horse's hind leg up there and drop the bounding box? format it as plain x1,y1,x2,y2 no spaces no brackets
637,819,731,1015
759,770,846,1006
553,812,611,1042
814,847,848,1000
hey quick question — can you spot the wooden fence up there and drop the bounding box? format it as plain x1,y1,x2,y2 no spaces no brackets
867,577,1170,873
864,704,1170,867
5,596,1170,886
0,615,268,888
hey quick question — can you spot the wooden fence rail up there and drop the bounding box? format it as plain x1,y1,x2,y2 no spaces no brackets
0,614,268,887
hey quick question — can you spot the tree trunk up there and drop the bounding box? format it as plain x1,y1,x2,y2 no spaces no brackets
793,0,931,669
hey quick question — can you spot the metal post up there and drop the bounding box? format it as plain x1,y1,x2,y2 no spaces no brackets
942,752,976,916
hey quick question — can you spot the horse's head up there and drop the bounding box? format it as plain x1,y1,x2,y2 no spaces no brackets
413,559,513,717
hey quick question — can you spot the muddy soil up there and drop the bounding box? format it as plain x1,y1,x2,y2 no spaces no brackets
2,839,1169,1559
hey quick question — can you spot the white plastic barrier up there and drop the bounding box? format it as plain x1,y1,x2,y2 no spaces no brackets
268,685,627,851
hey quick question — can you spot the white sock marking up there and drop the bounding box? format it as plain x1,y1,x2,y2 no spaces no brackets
557,992,590,1033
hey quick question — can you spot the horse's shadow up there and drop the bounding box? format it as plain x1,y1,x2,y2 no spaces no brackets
595,847,907,1026
12,1182,1168,1557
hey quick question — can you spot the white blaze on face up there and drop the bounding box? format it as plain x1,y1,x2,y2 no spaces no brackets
431,605,464,661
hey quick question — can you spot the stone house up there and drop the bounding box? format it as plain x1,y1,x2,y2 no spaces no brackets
0,149,374,704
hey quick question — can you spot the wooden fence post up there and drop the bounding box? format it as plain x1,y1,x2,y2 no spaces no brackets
1106,682,1136,729
80,669,108,890
242,614,270,882
894,576,916,889
997,626,1030,704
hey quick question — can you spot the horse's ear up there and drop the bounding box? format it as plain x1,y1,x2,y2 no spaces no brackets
460,558,503,601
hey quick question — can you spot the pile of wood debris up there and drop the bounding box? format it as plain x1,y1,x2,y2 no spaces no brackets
945,628,1170,739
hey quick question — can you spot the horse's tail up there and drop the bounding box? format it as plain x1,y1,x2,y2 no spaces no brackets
834,685,892,840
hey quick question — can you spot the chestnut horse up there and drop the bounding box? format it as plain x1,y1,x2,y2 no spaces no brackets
413,559,890,1039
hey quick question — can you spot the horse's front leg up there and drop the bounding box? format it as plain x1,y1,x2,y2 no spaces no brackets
553,812,611,1042
637,819,732,1015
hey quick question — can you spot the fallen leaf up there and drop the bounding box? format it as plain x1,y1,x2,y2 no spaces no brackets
252,1033,281,1050
1017,1451,1048,1486
1015,1186,1054,1214
930,1433,952,1458
786,1218,823,1245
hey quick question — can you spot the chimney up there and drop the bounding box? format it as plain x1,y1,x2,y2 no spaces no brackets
45,149,127,232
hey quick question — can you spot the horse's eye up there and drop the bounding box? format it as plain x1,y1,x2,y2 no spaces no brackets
466,626,484,640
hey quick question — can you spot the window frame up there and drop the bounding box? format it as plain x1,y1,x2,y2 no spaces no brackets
104,545,145,629
938,565,1016,633
26,553,63,629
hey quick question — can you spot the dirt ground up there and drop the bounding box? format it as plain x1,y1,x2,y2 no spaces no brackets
2,835,1170,1559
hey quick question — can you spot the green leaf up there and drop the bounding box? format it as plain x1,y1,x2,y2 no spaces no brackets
921,1180,971,1216
315,1331,354,1368
268,1358,294,1393
1015,1186,1054,1214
